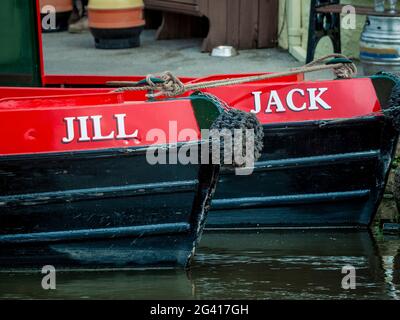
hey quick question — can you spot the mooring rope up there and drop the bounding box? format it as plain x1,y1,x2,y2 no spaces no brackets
109,54,357,98
105,57,400,166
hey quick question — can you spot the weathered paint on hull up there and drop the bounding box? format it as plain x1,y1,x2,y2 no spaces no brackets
0,147,219,269
208,117,398,229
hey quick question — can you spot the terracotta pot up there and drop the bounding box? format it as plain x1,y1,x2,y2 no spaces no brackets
88,0,145,49
40,0,73,13
39,0,73,32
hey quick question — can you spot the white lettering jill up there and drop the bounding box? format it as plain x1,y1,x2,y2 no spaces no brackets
62,114,139,143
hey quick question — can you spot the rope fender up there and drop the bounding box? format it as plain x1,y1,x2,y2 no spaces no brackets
193,92,264,168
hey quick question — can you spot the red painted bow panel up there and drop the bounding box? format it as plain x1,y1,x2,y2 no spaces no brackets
203,78,382,124
0,96,200,156
0,76,382,156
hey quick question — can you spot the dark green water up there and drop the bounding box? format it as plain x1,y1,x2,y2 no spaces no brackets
0,230,399,300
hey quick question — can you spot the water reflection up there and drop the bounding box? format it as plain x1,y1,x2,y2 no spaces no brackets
0,230,399,299
190,230,399,299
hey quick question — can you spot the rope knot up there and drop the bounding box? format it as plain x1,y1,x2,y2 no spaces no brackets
305,54,357,79
332,61,357,79
147,71,186,98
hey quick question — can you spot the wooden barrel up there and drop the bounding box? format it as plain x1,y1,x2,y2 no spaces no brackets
39,0,73,32
88,0,145,49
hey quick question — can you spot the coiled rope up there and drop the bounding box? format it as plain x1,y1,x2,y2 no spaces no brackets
109,54,357,98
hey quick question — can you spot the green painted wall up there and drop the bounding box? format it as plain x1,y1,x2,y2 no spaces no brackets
278,0,375,60
0,0,42,86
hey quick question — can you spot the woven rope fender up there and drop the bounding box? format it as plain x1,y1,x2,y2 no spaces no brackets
210,109,264,168
194,92,264,168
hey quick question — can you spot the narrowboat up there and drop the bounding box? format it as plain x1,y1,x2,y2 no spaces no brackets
203,74,400,229
0,85,222,269
0,1,232,269
38,73,399,230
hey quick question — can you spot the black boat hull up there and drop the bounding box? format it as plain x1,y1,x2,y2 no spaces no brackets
0,146,219,269
208,116,398,229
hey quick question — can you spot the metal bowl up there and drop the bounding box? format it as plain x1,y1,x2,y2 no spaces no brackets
211,45,238,57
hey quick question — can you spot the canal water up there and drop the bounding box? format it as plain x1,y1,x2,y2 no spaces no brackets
0,230,399,300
